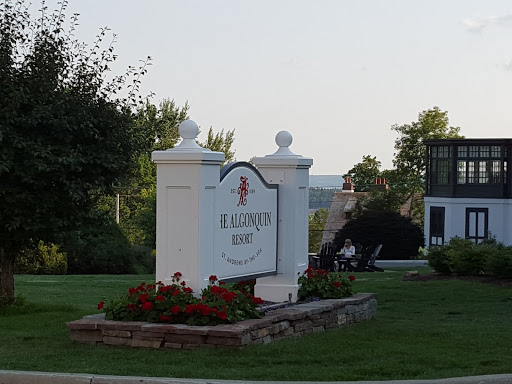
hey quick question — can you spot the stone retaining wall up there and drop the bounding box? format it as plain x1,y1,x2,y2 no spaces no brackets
67,293,376,349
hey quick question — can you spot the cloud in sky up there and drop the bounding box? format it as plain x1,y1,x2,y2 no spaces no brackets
463,14,512,32
504,59,512,72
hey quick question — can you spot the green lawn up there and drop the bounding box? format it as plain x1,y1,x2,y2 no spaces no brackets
1,269,511,381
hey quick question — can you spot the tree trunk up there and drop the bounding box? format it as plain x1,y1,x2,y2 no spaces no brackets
0,248,15,304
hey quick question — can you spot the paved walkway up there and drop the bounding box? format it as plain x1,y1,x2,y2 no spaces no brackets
1,370,512,384
374,260,429,268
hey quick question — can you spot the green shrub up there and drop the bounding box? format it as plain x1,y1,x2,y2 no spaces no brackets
427,246,452,274
15,241,67,274
428,237,512,278
485,247,512,278
449,244,488,276
63,215,136,274
130,246,156,274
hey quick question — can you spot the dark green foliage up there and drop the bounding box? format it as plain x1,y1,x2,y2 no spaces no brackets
308,208,328,253
14,241,67,274
428,237,512,278
63,214,153,274
333,210,424,259
426,246,452,274
486,248,512,278
0,0,150,301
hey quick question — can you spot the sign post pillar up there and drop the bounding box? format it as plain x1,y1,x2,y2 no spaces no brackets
152,120,224,295
253,131,313,302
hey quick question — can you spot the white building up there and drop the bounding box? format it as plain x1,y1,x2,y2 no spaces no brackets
424,138,512,247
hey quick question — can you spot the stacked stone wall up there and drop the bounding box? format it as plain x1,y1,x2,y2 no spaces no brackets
67,293,376,349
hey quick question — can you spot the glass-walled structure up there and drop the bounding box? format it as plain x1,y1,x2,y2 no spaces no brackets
424,138,512,248
425,139,511,198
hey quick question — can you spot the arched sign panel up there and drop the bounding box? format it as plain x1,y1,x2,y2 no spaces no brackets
214,162,278,281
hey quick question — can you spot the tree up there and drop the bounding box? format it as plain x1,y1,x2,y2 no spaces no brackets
135,99,189,152
308,208,328,253
201,127,236,165
392,107,463,217
333,210,425,260
0,1,149,303
344,155,382,192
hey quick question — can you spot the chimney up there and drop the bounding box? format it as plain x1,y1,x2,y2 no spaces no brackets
342,176,354,193
371,177,389,191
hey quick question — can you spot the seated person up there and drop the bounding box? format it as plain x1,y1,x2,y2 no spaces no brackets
340,238,356,271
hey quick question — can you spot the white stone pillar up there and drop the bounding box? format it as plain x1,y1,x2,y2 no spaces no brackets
151,120,225,295
253,131,313,302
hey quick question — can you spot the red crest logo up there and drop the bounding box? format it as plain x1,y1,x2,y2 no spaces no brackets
237,176,249,206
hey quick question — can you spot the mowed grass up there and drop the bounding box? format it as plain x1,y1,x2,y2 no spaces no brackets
1,269,511,381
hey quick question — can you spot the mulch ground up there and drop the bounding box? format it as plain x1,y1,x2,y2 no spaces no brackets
402,272,512,287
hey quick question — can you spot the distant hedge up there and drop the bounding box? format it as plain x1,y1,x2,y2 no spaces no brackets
333,210,425,260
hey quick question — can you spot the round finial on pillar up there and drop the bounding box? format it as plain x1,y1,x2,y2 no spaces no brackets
276,131,293,148
172,119,205,150
269,130,297,156
179,120,199,140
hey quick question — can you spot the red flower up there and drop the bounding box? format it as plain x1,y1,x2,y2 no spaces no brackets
183,287,193,293
172,290,180,296
138,293,149,303
333,281,342,288
209,275,218,282
140,282,146,286
211,285,223,294
184,304,195,314
170,305,181,315
180,281,186,286
128,287,137,295
159,314,173,322
216,311,228,320
142,302,154,310
348,275,356,281
97,301,104,310
126,304,137,310
155,295,165,301
221,291,237,303
174,272,182,277
252,297,264,305
219,281,226,285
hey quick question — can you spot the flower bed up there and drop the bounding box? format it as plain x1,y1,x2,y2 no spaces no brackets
67,293,377,349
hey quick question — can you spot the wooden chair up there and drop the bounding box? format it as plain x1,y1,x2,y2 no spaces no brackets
314,242,338,272
347,244,384,272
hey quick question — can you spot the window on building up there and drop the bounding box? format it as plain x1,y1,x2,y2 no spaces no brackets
465,208,488,244
457,161,466,184
456,144,503,185
430,146,451,184
429,207,445,246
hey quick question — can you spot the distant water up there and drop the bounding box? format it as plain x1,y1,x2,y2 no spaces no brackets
309,175,343,189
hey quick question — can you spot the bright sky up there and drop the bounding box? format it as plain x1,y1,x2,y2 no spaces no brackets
41,1,512,174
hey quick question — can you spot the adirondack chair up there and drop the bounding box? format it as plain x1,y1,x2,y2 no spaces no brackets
347,244,383,272
367,244,384,272
314,242,338,272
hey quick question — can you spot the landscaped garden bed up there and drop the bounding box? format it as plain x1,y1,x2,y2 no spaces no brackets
67,293,376,349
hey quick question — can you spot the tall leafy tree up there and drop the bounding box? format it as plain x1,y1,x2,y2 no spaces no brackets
392,106,463,217
0,1,149,303
344,155,382,192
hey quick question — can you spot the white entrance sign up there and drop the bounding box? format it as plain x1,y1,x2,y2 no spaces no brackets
152,120,312,302
214,162,278,281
